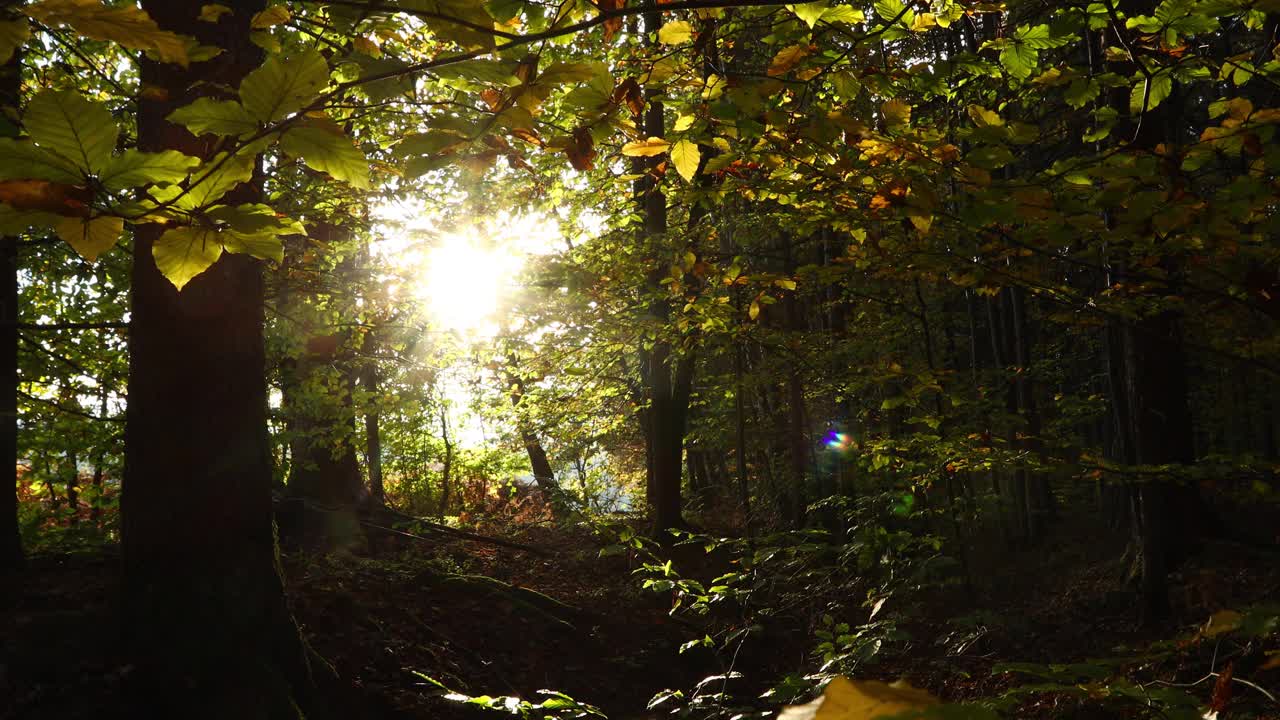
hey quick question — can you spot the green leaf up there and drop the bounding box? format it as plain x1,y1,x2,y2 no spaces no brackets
431,58,521,89
250,5,289,29
100,149,200,192
0,19,31,65
874,0,903,21
882,98,911,127
279,127,370,189
239,49,329,122
1014,24,1070,49
406,0,496,50
821,5,865,24
1130,72,1173,113
0,138,85,183
396,131,469,157
1064,78,1100,109
999,44,1038,79
153,225,224,290
537,61,608,86
186,205,290,263
24,89,119,175
789,1,829,28
180,151,255,209
205,203,299,236
23,0,189,65
223,230,284,261
0,205,61,234
167,98,258,137
670,139,700,182
55,214,123,262
657,20,692,44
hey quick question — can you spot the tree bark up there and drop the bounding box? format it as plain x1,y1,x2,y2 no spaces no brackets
503,361,562,507
634,0,691,535
362,360,384,507
123,1,321,715
0,33,22,572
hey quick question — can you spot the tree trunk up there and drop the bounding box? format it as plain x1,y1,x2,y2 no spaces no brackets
0,37,22,572
634,0,690,535
503,362,562,507
123,1,321,715
439,410,453,519
64,450,78,525
283,335,365,552
362,361,384,507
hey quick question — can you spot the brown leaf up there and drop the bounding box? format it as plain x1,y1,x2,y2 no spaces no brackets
510,127,543,147
481,88,505,111
0,180,92,216
597,0,624,42
515,55,538,84
612,77,644,116
566,126,596,171
1209,662,1234,713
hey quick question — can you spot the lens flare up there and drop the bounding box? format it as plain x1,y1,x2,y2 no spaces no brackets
824,429,855,454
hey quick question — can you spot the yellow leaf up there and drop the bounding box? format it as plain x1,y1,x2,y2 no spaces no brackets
24,0,189,65
1225,97,1253,121
1260,650,1280,671
908,212,932,235
768,44,810,77
910,12,936,31
55,215,122,263
0,19,31,65
748,300,761,320
774,278,797,290
670,139,700,182
1202,610,1243,638
251,5,290,29
153,225,224,291
352,35,381,57
657,20,692,45
198,4,232,22
882,99,911,128
1250,107,1280,123
967,104,1004,127
778,677,938,720
620,137,671,157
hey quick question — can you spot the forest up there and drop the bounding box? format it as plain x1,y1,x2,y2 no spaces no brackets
1,0,1279,718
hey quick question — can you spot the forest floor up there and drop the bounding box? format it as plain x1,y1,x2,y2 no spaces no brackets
4,516,1279,720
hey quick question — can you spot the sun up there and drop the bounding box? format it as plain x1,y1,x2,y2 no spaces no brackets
372,208,560,337
420,231,515,335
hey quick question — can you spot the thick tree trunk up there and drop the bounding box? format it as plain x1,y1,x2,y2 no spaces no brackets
283,337,365,552
0,37,22,573
1111,0,1203,624
123,1,321,716
634,0,690,535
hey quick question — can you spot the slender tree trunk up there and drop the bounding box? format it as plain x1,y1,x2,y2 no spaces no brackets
362,361,384,507
123,2,321,715
504,362,562,507
64,450,78,525
90,386,108,527
439,410,453,519
0,36,22,572
734,338,752,536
